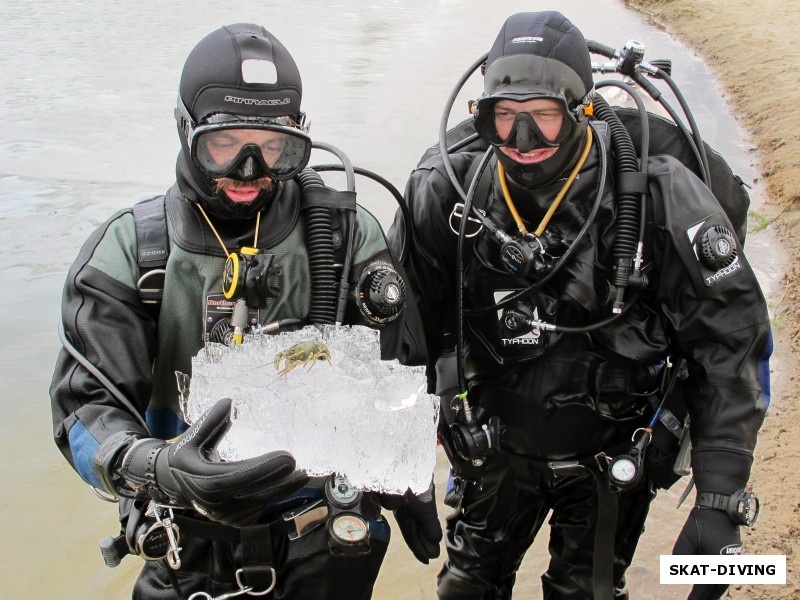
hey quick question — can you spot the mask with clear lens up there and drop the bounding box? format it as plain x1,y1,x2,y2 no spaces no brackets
192,122,311,181
473,96,577,151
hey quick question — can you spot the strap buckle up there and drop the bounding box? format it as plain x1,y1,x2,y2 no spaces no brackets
548,459,585,477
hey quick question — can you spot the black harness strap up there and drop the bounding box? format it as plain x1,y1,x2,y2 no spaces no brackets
588,468,619,600
240,524,275,593
463,155,494,216
546,457,619,600
132,195,169,315
172,516,281,593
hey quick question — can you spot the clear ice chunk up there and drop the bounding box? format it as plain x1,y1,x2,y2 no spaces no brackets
183,324,439,494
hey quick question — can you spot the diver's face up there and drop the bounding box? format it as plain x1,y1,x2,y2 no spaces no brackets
204,129,283,203
494,98,563,164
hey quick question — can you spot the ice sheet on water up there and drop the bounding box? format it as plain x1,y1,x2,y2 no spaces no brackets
183,324,439,494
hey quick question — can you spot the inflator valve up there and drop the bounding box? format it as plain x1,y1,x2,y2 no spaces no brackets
698,225,737,270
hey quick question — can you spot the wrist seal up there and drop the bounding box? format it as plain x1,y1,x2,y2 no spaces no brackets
92,431,140,498
696,489,760,527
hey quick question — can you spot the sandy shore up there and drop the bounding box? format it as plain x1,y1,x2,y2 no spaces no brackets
629,0,800,597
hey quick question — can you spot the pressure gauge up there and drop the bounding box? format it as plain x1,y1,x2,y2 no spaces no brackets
325,475,362,509
328,512,370,556
608,454,641,487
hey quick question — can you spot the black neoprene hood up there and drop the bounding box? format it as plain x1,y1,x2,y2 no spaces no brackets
174,23,305,220
179,23,303,123
483,11,593,111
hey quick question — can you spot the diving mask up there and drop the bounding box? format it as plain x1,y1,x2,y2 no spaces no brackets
473,94,580,152
176,98,312,182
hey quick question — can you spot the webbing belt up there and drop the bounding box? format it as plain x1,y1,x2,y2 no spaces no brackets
545,458,619,600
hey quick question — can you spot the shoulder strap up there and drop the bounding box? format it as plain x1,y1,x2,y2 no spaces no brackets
132,195,169,315
464,155,494,215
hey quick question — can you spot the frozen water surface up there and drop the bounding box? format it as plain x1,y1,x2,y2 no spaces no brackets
184,325,439,493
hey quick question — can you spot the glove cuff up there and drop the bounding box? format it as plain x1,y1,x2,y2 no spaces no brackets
692,447,753,494
118,438,169,500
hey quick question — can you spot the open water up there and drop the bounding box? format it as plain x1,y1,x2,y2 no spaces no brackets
0,0,784,597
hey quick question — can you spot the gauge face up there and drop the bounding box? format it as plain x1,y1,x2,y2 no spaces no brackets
326,475,362,507
610,457,637,483
330,514,368,543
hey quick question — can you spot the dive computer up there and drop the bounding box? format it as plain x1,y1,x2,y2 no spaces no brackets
695,489,760,526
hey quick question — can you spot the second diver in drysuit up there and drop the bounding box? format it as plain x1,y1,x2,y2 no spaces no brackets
389,11,771,600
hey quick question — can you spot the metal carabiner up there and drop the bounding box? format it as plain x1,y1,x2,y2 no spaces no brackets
151,504,182,570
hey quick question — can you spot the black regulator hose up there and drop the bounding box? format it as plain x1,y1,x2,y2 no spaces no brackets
58,322,151,433
592,94,642,311
297,167,338,324
456,147,495,392
439,52,490,202
312,163,414,264
595,79,650,253
650,67,711,184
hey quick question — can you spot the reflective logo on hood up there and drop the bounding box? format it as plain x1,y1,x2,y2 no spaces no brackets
512,36,544,44
241,59,277,84
224,95,291,106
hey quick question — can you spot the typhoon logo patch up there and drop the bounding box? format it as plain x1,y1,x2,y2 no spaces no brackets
686,217,742,287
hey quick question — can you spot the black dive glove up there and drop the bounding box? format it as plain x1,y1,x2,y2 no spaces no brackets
672,447,753,600
674,507,740,600
109,398,309,526
381,484,442,564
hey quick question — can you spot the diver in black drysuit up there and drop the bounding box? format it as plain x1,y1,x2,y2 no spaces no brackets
388,11,771,600
50,23,440,599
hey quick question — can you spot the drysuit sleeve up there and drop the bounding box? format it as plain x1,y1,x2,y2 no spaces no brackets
387,161,467,391
647,155,771,492
50,210,158,491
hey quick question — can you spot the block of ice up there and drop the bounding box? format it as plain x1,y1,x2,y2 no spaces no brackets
182,324,439,494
